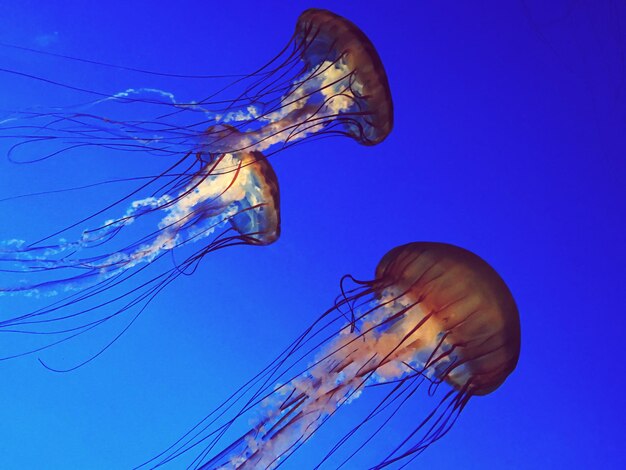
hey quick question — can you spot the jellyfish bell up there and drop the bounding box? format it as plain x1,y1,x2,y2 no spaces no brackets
227,150,281,246
374,242,521,396
198,124,281,246
149,242,520,469
294,8,394,146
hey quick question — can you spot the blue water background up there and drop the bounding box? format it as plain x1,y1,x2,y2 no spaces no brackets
0,1,624,468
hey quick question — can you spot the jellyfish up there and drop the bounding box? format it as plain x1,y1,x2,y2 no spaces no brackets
147,242,520,469
0,8,392,364
1,8,393,161
0,143,280,367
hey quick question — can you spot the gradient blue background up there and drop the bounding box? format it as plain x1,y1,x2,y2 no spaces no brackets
0,1,624,468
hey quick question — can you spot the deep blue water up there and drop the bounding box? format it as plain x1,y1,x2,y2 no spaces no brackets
0,1,624,468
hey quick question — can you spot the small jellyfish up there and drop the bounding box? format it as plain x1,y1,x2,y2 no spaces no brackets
149,242,520,469
0,142,280,368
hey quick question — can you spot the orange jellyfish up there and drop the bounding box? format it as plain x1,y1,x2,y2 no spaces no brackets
206,8,394,152
2,8,393,161
149,242,520,469
0,145,280,368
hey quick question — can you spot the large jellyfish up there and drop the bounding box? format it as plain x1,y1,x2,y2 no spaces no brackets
0,8,393,364
2,8,393,161
147,242,520,469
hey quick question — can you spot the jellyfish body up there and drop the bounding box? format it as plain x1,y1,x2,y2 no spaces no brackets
0,146,280,364
151,242,519,469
